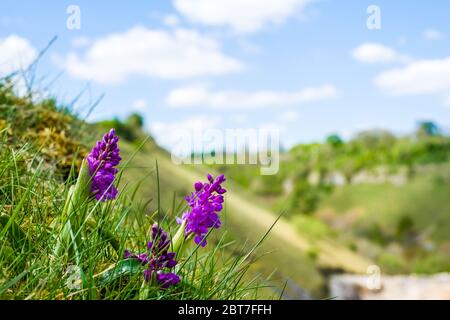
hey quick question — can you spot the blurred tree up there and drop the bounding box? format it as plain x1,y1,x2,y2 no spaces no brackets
416,121,440,138
326,134,343,147
126,113,144,129
353,129,396,149
98,117,137,142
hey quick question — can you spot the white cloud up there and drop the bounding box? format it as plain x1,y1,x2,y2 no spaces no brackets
352,43,410,64
58,27,244,84
230,114,248,124
173,0,313,34
163,14,181,27
374,56,450,106
423,29,443,41
150,115,220,150
166,84,338,109
0,34,37,76
280,110,299,122
259,121,287,134
132,98,148,111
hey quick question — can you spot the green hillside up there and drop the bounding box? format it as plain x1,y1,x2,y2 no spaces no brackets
0,81,372,299
3,79,448,300
207,129,450,277
0,83,273,299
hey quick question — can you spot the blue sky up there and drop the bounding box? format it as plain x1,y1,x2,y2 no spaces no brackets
1,0,450,150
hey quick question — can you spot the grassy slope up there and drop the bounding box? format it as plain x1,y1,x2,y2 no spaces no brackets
320,169,450,240
316,165,450,273
0,83,380,298
119,140,373,297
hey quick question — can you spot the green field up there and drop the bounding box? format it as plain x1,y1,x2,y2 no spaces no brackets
2,80,449,299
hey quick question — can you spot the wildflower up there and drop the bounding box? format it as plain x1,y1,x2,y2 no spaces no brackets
54,129,121,260
125,223,180,289
176,174,226,247
155,271,181,289
123,251,148,264
87,129,121,201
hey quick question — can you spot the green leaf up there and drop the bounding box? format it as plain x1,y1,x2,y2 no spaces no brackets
98,259,143,286
54,159,92,263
